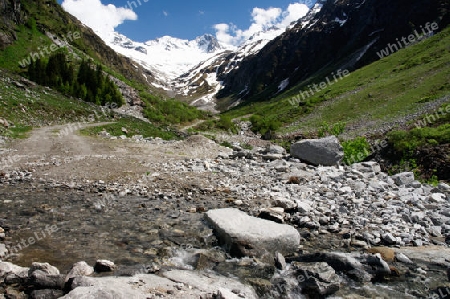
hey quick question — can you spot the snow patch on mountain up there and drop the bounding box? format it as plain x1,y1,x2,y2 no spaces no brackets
278,78,290,92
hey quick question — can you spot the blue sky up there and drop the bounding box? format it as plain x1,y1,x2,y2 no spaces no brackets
59,0,314,45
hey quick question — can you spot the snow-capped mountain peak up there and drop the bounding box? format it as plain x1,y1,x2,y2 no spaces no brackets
108,33,225,82
195,34,223,53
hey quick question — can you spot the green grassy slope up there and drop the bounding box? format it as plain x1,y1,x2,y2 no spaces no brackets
0,70,178,140
222,26,450,137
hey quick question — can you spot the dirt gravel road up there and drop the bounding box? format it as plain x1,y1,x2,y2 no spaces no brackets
1,122,228,184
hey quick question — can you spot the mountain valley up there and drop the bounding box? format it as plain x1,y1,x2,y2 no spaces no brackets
0,0,450,298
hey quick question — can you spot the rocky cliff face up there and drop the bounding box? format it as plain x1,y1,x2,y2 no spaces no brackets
0,0,22,49
216,0,450,105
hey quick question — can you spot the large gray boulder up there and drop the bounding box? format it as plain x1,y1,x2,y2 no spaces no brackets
205,208,300,262
290,136,344,166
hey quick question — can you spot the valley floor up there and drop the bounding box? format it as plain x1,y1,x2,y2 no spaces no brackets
0,123,449,298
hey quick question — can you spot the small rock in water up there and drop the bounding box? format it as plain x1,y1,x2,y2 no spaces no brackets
65,261,94,282
366,253,391,277
395,253,413,264
29,262,60,276
381,233,397,245
94,260,116,273
275,252,287,270
294,262,340,296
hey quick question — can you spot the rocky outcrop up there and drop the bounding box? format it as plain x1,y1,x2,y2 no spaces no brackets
0,0,22,49
205,208,300,261
290,136,344,166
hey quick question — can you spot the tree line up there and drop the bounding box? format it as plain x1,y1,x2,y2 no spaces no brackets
27,52,123,107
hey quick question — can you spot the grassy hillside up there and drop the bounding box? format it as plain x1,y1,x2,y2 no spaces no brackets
222,26,450,138
0,69,178,140
0,0,209,139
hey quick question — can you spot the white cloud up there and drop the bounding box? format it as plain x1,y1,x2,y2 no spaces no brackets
61,0,137,42
280,3,310,27
214,2,309,47
163,11,169,17
214,24,240,47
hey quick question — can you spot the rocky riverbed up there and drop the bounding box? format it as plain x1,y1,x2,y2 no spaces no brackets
1,127,450,298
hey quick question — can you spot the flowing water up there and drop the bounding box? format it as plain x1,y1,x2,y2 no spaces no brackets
0,184,218,272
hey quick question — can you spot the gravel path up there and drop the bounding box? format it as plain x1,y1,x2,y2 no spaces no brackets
1,122,229,184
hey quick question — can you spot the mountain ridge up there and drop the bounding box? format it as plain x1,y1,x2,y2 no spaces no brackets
216,0,450,109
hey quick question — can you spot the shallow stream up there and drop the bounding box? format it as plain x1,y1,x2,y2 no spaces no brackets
1,184,448,298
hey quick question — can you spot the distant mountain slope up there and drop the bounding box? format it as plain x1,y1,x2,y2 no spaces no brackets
216,0,450,108
221,26,450,138
169,25,300,111
166,16,316,111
